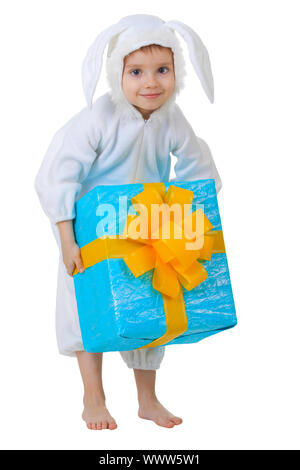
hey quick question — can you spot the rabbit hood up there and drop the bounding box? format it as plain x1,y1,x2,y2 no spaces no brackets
82,14,214,120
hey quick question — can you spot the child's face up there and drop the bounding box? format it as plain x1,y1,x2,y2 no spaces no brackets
122,47,175,119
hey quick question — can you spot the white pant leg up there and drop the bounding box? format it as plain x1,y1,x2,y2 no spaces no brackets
120,346,165,370
55,255,84,357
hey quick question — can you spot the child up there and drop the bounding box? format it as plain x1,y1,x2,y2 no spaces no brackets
35,14,222,430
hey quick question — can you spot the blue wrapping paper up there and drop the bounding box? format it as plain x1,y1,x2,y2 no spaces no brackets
73,179,237,352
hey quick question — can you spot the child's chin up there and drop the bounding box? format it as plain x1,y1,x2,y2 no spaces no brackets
139,100,162,109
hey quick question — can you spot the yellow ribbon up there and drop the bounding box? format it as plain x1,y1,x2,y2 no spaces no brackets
73,183,225,349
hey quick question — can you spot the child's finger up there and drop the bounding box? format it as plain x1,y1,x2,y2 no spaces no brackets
74,254,85,273
66,262,75,277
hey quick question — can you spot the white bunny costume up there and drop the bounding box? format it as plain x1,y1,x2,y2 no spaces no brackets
35,14,222,369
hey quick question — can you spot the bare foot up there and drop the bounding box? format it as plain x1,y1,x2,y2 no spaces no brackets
138,396,183,428
82,394,117,430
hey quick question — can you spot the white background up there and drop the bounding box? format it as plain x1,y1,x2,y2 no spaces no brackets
1,0,299,450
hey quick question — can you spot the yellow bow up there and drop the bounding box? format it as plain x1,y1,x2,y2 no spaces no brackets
73,182,225,349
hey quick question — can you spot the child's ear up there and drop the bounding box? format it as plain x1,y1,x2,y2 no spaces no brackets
164,20,214,103
82,23,128,108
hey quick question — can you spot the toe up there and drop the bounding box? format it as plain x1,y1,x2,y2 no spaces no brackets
92,423,98,430
165,422,175,428
157,418,174,428
102,421,108,430
167,419,176,427
97,422,102,430
87,423,92,430
170,416,183,425
109,421,117,430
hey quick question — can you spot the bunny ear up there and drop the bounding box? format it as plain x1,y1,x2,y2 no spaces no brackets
165,20,214,103
82,23,127,108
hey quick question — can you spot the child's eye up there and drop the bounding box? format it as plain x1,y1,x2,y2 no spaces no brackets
158,67,169,74
130,69,141,76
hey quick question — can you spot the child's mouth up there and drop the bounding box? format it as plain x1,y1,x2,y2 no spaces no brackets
140,93,161,99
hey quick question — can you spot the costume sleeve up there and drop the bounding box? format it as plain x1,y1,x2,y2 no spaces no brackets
34,106,101,224
170,105,222,193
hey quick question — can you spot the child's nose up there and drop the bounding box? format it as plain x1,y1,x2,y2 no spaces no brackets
144,73,159,87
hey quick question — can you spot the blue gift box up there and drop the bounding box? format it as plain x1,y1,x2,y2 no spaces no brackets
73,179,237,352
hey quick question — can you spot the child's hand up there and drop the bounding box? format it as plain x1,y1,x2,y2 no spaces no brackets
56,220,85,276
61,240,85,276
